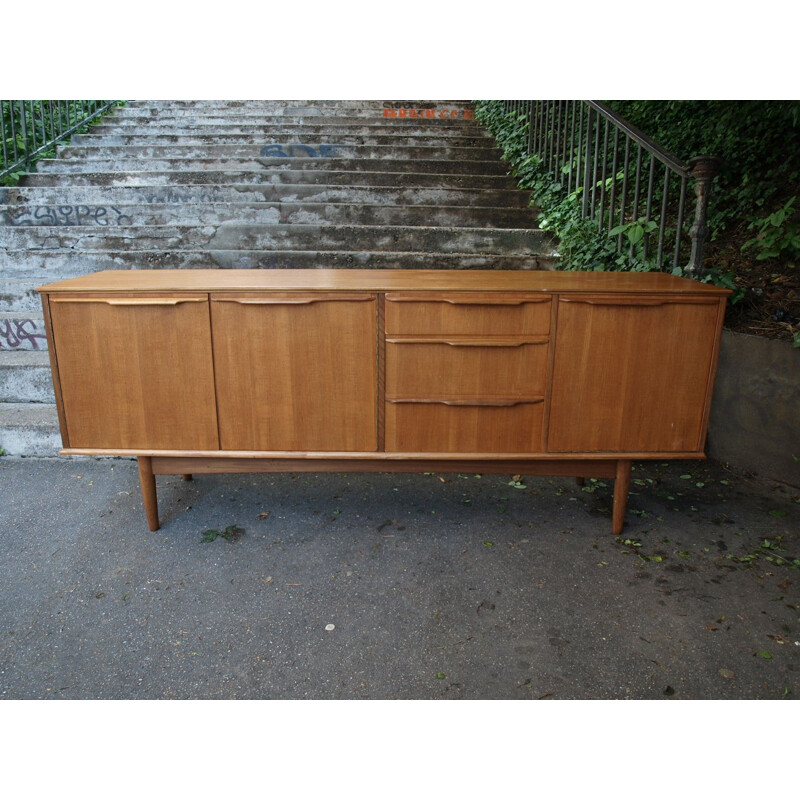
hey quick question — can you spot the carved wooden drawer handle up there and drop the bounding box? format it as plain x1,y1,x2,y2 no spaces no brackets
386,297,549,306
385,337,548,347
559,297,719,307
50,297,207,306
387,397,544,407
213,295,374,305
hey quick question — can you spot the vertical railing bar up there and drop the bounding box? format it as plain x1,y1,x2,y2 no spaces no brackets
657,165,670,267
598,117,610,232
543,102,549,173
29,101,37,168
618,137,631,250
576,103,585,202
9,101,19,165
630,145,643,258
643,153,657,261
608,127,619,233
39,100,46,157
566,102,576,195
555,101,563,176
528,101,535,155
590,110,601,221
673,175,689,271
19,103,28,170
48,100,56,146
582,105,593,218
1,103,8,167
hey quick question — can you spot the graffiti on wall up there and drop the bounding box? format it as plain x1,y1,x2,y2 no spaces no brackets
382,107,474,119
259,144,340,158
0,319,47,350
3,205,133,227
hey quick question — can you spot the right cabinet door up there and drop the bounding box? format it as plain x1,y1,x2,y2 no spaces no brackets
547,295,723,453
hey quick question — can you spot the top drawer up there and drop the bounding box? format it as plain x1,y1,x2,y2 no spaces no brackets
385,292,552,336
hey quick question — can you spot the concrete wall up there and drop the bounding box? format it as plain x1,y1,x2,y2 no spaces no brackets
708,331,800,487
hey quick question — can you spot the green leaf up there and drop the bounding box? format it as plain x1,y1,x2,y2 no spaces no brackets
627,224,645,245
758,651,773,659
770,510,788,518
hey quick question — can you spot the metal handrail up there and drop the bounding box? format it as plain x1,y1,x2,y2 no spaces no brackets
1,100,120,181
498,100,720,274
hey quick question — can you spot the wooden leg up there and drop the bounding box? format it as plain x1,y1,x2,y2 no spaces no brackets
576,477,586,487
182,474,193,481
612,459,632,536
138,456,160,531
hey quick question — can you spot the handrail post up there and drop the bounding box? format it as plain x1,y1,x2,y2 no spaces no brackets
686,155,721,275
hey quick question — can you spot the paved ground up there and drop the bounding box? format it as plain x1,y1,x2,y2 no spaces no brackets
0,455,797,699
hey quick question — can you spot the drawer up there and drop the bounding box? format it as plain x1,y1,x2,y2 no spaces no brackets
385,338,548,398
385,292,551,336
385,399,545,453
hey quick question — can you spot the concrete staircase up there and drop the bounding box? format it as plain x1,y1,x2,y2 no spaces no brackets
0,100,557,456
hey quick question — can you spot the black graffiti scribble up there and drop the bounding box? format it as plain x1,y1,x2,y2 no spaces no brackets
4,205,133,227
0,319,47,350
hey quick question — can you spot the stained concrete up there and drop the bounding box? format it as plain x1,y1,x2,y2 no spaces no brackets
709,331,800,487
1,455,797,699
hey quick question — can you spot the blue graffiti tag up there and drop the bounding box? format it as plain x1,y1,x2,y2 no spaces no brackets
259,144,339,158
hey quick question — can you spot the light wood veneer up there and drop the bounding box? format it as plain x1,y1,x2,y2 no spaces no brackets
38,269,729,535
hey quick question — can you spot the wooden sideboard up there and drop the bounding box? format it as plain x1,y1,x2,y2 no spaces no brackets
37,269,729,534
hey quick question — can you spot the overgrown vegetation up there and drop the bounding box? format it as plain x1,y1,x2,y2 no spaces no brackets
1,100,123,186
476,100,800,343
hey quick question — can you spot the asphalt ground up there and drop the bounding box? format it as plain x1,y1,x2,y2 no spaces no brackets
1,454,798,702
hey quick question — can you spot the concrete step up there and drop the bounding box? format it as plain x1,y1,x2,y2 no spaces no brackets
2,223,556,256
123,100,471,109
34,156,509,177
70,133,494,148
20,169,517,190
0,279,43,312
0,350,54,403
55,143,502,161
0,403,61,456
86,122,491,138
0,202,538,229
0,311,47,351
95,115,480,129
1,183,532,208
112,106,475,122
10,249,558,278
114,100,474,119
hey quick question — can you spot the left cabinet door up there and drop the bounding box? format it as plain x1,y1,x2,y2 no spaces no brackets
211,293,377,452
48,294,219,450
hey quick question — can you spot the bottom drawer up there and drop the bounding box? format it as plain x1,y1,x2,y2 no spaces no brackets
385,400,544,453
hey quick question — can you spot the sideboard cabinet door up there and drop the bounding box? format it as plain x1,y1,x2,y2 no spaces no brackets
547,295,723,453
48,294,219,450
211,293,378,452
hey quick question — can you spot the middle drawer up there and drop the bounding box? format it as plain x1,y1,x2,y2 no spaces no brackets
385,337,549,399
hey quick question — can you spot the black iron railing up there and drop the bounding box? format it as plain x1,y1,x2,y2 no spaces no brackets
1,100,120,181
501,100,720,274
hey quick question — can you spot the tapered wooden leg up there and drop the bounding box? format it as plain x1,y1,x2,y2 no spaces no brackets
138,456,160,531
182,474,193,481
612,459,632,536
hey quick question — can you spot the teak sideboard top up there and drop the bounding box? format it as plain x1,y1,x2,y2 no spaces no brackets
37,268,729,296
37,269,730,534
